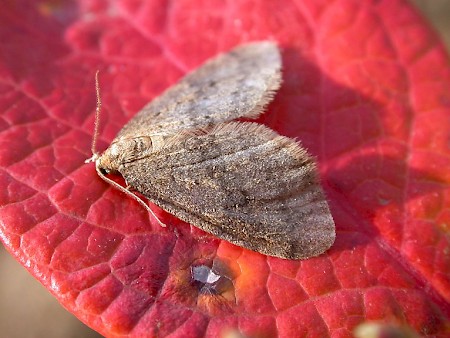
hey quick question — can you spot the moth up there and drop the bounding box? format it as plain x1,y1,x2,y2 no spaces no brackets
86,41,335,259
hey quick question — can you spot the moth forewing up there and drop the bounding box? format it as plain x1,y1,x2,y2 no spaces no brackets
118,122,335,260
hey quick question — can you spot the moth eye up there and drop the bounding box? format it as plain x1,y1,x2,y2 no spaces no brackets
99,167,110,175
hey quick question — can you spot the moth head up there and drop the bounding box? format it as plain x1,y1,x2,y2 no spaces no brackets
96,136,154,174
94,140,127,174
95,143,121,174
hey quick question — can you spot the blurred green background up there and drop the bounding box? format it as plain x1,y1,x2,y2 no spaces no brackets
1,1,449,337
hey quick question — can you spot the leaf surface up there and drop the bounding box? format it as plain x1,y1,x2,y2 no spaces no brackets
0,0,449,337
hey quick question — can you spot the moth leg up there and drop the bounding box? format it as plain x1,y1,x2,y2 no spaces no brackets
124,179,134,191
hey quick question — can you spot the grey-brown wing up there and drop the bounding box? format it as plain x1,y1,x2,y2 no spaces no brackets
116,41,281,139
120,122,335,259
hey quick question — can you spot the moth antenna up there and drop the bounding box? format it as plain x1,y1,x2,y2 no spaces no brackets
85,70,102,164
92,70,101,155
95,164,167,228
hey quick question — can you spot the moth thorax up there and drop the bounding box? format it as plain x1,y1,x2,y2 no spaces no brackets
97,136,153,174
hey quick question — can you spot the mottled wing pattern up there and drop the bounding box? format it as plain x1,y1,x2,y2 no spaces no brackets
116,42,281,139
120,122,335,259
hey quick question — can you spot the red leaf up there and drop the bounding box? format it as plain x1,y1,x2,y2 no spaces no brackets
1,0,449,337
